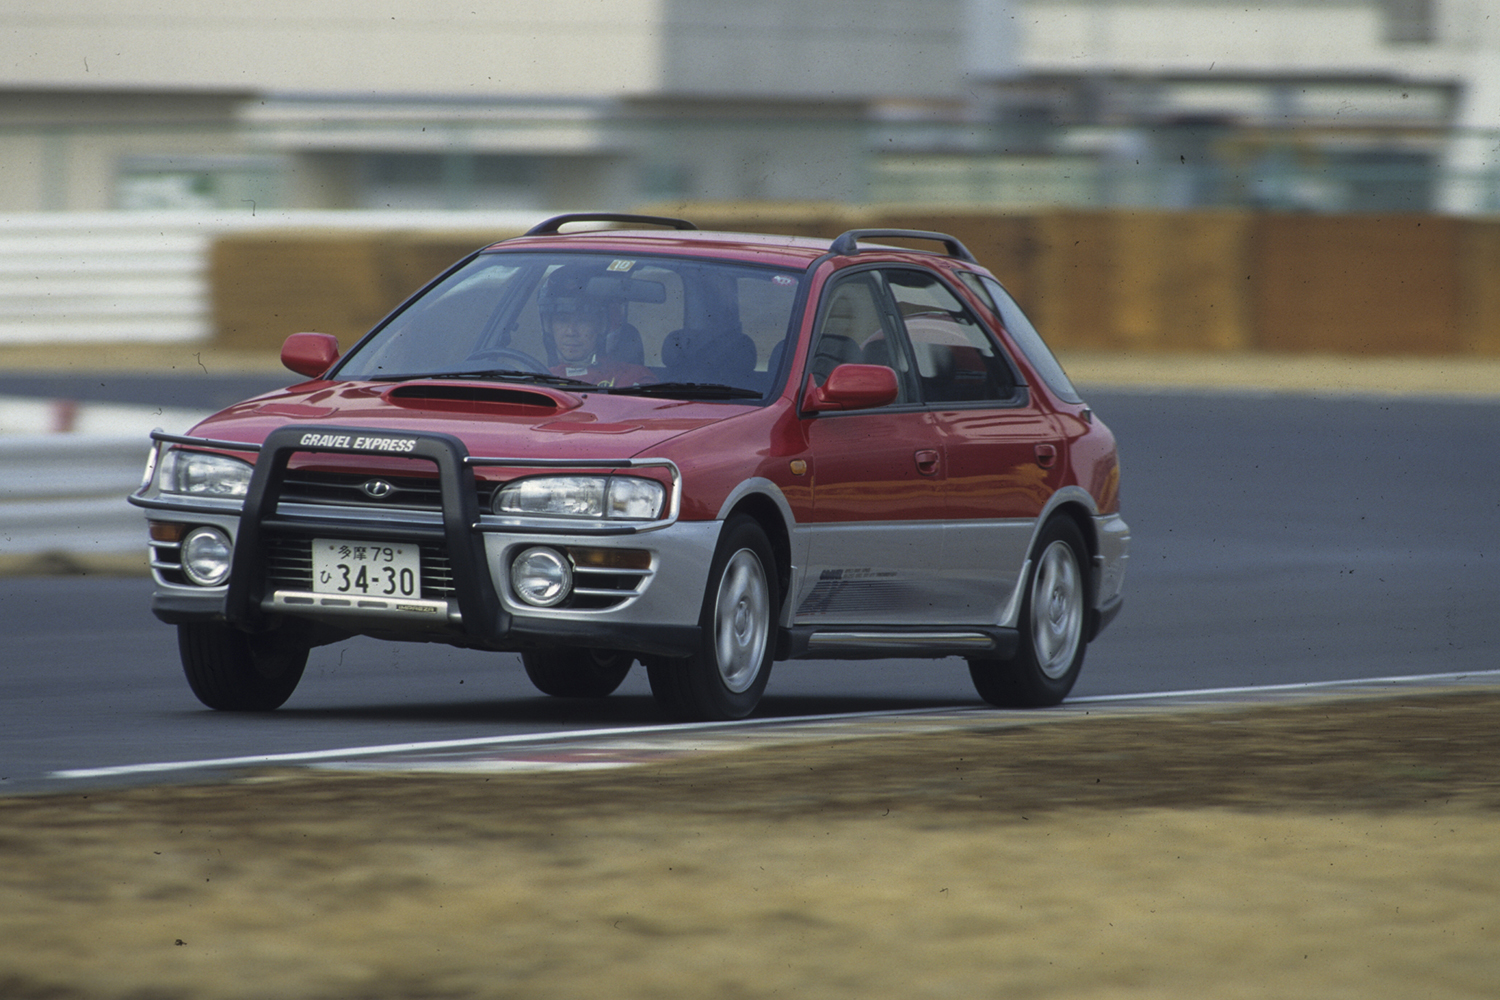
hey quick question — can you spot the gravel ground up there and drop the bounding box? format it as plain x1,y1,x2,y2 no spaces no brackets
2,689,1497,999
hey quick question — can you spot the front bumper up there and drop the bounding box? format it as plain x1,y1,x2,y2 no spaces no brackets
131,425,715,658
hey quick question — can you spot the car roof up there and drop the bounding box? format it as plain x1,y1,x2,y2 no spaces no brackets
486,228,838,269
484,215,982,272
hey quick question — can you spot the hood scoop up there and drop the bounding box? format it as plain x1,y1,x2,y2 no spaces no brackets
384,381,582,413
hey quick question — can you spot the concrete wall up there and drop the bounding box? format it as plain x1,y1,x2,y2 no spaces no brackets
0,92,253,212
6,0,965,101
5,1,666,97
208,208,1500,357
9,1,1476,98
659,0,966,98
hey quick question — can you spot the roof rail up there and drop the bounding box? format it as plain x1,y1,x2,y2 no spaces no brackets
524,213,698,236
829,229,977,263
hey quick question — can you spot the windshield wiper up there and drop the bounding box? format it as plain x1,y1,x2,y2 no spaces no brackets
368,370,597,389
607,381,763,400
431,369,601,388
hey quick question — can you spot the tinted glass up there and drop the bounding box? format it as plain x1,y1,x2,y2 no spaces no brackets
807,272,920,404
965,274,1084,405
885,270,1019,404
334,252,803,401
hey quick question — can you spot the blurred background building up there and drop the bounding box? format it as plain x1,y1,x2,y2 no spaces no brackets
4,0,1499,216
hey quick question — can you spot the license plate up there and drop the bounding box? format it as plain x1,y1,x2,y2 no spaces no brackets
312,539,421,598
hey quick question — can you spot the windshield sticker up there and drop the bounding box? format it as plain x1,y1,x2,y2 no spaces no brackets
607,259,636,272
773,275,795,286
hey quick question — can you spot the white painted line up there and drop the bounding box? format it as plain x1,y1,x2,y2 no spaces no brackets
49,669,1500,782
1067,669,1500,704
47,706,967,781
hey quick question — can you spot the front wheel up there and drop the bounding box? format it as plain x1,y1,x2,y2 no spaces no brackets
646,515,777,721
522,647,633,698
178,622,309,711
969,516,1089,708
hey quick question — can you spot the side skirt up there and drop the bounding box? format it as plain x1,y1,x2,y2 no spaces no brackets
777,626,1019,662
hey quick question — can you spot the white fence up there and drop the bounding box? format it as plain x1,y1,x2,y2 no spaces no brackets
0,215,213,344
0,435,157,556
0,209,540,559
0,209,538,346
1,397,211,556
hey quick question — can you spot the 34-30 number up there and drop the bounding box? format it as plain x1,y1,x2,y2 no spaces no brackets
330,563,416,595
314,540,421,598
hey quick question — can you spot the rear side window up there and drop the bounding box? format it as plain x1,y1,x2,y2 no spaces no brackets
966,274,1084,405
884,270,1019,404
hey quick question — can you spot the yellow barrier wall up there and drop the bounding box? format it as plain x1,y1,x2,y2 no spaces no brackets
209,211,1500,357
211,231,518,352
1460,221,1500,356
1250,214,1463,355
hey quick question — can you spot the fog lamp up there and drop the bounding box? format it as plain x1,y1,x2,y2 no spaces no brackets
511,546,572,607
181,527,233,587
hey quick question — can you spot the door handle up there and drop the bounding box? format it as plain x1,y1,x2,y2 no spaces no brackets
1035,443,1058,469
914,449,940,475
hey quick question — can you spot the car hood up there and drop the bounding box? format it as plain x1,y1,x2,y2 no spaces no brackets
188,378,754,461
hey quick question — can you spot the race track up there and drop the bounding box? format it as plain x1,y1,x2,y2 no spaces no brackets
3,385,1496,794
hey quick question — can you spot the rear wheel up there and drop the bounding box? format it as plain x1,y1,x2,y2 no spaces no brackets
178,622,309,711
646,515,777,721
969,516,1089,708
522,647,634,698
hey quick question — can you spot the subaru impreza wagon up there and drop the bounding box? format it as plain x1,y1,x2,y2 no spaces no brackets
132,213,1129,720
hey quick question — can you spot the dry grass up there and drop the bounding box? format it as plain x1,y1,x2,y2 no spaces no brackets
2,691,1498,999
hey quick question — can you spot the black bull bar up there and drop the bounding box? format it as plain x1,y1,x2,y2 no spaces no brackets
223,426,507,640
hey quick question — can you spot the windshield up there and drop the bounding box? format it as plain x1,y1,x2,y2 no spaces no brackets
333,251,805,403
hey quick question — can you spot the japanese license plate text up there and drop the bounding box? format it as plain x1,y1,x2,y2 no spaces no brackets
312,539,420,598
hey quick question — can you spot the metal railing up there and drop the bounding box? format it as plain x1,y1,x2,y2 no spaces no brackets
0,435,153,556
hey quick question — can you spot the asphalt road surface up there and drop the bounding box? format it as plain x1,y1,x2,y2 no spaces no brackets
3,387,1496,794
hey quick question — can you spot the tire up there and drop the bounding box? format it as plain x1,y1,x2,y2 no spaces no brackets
178,622,309,711
969,516,1089,708
646,515,777,721
522,647,633,698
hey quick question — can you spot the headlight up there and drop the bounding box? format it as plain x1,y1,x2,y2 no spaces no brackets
159,449,254,498
493,475,665,520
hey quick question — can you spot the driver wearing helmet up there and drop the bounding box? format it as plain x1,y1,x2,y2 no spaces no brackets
540,265,655,387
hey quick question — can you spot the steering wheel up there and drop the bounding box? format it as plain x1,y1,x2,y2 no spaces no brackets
463,347,550,373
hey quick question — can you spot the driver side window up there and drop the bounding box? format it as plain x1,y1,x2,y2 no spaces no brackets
809,273,917,403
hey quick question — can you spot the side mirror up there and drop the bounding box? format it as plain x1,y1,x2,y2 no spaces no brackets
803,363,900,412
281,332,341,378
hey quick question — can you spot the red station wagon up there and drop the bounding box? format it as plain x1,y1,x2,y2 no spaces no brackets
131,214,1130,721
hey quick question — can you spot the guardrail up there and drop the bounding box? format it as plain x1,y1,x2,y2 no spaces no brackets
1,435,157,556
0,210,540,348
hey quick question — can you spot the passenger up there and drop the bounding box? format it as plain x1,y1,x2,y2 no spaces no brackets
540,265,655,387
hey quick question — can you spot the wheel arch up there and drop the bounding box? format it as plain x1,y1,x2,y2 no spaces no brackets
1043,497,1100,565
1032,490,1105,638
714,479,795,619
